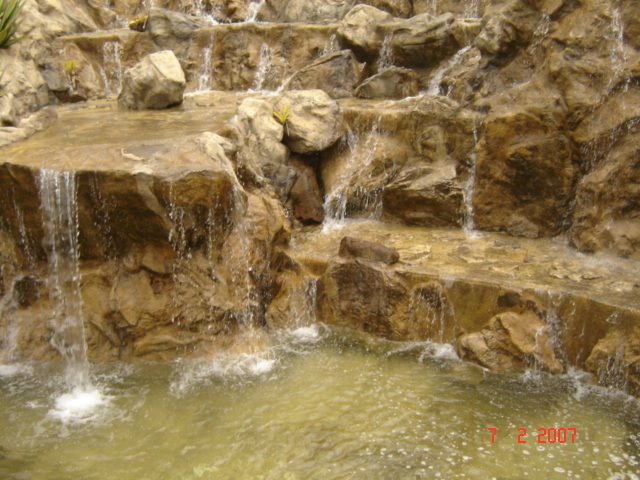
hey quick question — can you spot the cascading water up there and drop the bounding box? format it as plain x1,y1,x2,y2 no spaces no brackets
463,122,478,237
251,43,273,92
100,41,123,97
320,34,339,58
196,41,214,93
427,46,471,97
323,123,383,231
609,0,629,91
463,0,480,18
244,0,265,22
39,169,106,421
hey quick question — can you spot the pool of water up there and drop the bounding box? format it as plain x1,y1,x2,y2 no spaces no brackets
1,325,639,479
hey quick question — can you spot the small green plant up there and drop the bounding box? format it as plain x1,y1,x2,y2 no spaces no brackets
272,104,290,134
0,0,24,49
63,59,81,89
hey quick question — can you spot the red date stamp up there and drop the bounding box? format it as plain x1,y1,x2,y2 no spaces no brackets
488,427,577,444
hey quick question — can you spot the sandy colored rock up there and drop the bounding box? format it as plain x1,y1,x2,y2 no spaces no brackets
473,83,575,238
339,236,399,264
276,90,342,154
284,50,364,99
337,5,392,58
570,131,640,260
458,311,563,373
288,157,325,224
355,67,419,99
118,50,186,110
382,13,459,68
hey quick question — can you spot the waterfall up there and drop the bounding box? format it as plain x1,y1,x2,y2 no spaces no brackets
251,43,273,92
528,13,550,56
463,0,480,18
430,0,438,15
100,41,123,97
320,34,339,58
39,170,91,388
427,46,471,97
323,123,383,230
244,0,265,22
194,0,219,24
610,0,629,90
378,35,394,72
463,122,478,237
197,40,215,93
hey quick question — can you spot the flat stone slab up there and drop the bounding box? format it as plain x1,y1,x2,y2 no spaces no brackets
291,220,640,312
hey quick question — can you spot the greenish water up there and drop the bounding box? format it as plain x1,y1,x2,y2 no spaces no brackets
1,326,639,479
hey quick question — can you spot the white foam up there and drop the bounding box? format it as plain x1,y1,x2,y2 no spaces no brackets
0,363,33,377
289,325,321,343
48,386,107,424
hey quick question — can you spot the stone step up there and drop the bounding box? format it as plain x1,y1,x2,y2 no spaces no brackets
282,219,640,395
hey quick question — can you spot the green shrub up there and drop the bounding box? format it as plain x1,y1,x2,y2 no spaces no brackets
0,0,24,49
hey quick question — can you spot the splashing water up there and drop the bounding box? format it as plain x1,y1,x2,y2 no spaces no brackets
100,41,123,97
193,0,219,24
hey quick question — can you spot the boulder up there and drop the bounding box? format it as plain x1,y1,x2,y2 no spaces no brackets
258,0,353,22
569,131,640,260
317,259,407,337
275,90,342,154
473,83,576,238
225,97,289,189
355,67,419,99
585,324,640,396
474,0,539,56
337,5,392,58
383,13,459,68
284,50,364,99
288,157,325,224
338,236,399,264
458,311,564,373
118,51,186,110
147,7,205,56
382,161,463,227
359,0,411,17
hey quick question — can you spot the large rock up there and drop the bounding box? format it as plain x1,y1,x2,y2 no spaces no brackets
275,90,342,154
473,83,576,238
474,0,540,55
147,7,205,56
382,13,459,68
225,97,289,191
118,51,186,110
258,0,353,22
382,161,463,227
284,50,364,99
338,236,399,264
569,131,640,259
458,311,564,373
288,157,325,224
585,324,640,397
337,5,392,59
355,67,419,99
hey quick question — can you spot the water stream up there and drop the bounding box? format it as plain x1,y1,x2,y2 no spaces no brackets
38,170,106,422
1,326,638,479
99,41,123,98
251,43,273,92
